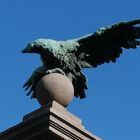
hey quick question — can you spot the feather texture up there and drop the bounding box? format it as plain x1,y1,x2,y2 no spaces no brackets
22,19,140,99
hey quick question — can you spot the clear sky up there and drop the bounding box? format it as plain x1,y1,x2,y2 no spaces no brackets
0,0,140,139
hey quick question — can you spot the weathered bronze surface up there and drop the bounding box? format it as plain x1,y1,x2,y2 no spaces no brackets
22,19,140,99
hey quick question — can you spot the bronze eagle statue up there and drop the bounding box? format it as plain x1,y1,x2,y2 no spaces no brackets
22,19,140,99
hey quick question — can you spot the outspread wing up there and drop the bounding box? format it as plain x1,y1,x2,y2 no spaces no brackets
75,19,140,68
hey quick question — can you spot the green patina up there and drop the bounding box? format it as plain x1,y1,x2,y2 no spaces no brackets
22,19,140,99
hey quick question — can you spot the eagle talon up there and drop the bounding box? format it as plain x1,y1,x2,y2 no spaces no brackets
46,68,66,76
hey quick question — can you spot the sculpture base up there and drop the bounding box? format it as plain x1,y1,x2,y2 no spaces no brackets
0,101,101,140
35,73,74,107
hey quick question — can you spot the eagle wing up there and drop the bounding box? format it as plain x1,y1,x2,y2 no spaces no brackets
75,19,140,68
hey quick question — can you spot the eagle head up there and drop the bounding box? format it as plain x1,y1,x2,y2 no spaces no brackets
22,39,50,54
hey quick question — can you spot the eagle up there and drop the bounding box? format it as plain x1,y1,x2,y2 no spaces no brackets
22,19,140,99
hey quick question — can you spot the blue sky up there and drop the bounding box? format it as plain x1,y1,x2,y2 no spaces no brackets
0,0,140,139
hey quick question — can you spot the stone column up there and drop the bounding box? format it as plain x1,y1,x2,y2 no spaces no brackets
0,101,101,140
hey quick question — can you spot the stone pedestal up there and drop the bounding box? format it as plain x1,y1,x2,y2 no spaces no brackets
0,101,101,140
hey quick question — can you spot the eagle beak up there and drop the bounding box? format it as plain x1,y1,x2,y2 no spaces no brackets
22,43,32,53
22,49,27,53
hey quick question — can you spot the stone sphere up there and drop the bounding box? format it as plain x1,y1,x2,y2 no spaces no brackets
35,73,74,107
